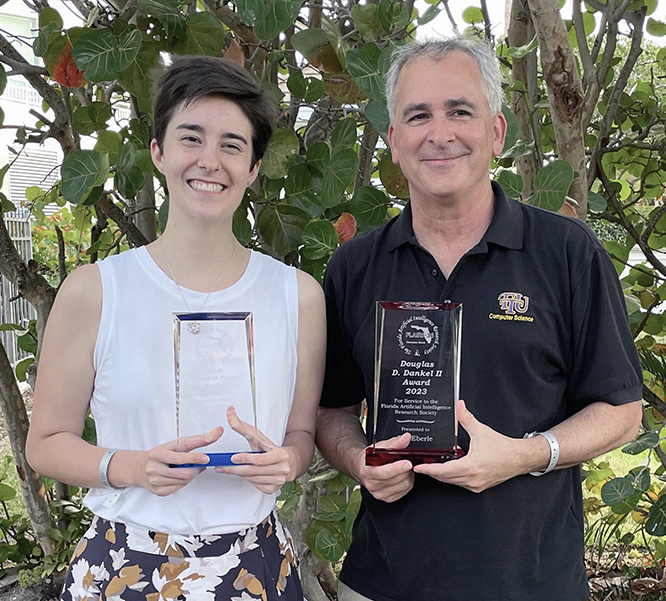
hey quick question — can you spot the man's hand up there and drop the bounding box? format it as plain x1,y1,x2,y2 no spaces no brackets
355,433,415,503
413,400,544,493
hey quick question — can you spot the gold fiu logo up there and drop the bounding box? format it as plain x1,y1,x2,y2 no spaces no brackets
489,292,534,322
497,292,530,315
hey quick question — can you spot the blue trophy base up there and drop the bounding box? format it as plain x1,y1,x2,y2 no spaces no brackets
171,451,264,468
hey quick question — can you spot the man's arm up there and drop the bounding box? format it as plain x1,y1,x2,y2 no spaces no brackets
414,398,642,493
316,405,414,503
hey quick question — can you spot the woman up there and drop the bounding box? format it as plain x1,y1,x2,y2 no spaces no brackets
26,55,326,600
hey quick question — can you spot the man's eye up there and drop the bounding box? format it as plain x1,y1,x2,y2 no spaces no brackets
181,136,200,143
453,109,471,117
223,144,242,152
408,113,429,122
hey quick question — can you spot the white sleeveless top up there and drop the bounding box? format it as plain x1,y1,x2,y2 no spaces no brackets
84,246,299,535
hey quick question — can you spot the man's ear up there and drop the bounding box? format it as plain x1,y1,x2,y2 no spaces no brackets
150,139,165,174
492,112,508,157
388,123,400,165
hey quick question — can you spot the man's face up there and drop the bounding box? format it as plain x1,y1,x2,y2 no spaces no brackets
388,51,506,206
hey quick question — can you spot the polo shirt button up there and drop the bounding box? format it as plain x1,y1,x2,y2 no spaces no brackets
431,268,438,277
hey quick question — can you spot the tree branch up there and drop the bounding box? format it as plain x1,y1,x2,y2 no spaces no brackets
441,0,459,33
528,0,587,216
598,162,666,279
0,32,77,156
0,217,56,349
97,194,149,248
0,339,53,557
587,9,645,187
480,0,493,43
54,225,67,285
643,384,666,418
573,0,594,88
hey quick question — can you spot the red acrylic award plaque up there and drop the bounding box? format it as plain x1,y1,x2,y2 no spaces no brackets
365,301,465,466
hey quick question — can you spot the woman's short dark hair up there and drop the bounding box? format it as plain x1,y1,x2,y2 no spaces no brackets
152,55,276,168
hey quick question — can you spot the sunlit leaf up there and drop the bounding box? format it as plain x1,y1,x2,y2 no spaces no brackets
322,148,358,206
260,129,299,179
528,160,574,212
257,205,308,255
623,431,660,455
601,477,635,508
346,44,385,101
72,30,121,82
350,186,387,227
254,0,303,41
462,6,483,24
647,496,666,536
496,170,523,200
236,0,264,26
331,118,357,151
302,220,339,260
171,12,225,56
507,35,538,59
365,100,390,134
61,150,109,205
351,4,381,41
72,102,112,135
115,142,145,199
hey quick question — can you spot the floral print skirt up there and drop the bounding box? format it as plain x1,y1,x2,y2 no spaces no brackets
60,510,303,601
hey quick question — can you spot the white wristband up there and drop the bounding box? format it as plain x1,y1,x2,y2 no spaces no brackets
523,431,559,476
99,448,119,489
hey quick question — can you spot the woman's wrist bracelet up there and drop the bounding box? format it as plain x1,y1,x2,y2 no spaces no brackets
99,448,120,489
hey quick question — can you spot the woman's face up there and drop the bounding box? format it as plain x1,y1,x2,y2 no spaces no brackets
150,96,260,224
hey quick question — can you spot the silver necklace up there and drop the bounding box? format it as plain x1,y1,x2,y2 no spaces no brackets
159,237,236,334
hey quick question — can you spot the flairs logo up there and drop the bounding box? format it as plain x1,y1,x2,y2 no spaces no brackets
489,292,534,322
397,315,440,356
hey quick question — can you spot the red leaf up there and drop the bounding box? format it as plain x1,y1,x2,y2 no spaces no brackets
334,212,357,243
52,43,86,88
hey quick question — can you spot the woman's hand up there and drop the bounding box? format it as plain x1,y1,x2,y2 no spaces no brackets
136,427,224,496
215,407,295,494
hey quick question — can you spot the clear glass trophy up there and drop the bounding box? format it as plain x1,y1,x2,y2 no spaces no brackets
365,301,465,466
173,311,260,467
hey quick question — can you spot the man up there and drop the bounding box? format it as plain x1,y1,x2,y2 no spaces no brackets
316,37,643,601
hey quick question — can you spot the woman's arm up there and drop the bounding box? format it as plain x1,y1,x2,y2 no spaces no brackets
26,264,217,496
218,269,326,492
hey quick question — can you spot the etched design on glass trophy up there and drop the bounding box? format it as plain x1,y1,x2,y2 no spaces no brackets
173,312,260,467
365,301,465,466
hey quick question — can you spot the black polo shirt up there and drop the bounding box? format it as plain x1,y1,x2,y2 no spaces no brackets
320,182,642,601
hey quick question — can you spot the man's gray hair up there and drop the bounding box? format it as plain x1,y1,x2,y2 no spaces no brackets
385,37,504,122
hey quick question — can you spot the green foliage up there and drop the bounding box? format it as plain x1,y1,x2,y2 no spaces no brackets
4,0,666,587
279,466,360,564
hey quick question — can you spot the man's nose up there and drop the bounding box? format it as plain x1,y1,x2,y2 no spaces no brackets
427,113,455,146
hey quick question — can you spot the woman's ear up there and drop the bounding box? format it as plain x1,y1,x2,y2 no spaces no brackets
150,139,165,174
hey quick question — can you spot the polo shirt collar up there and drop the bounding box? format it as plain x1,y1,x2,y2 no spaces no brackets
385,180,524,252
483,181,523,250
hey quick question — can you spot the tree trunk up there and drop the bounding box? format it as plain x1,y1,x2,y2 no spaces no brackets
0,339,53,556
507,0,539,198
290,473,337,601
135,175,157,243
527,0,588,217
